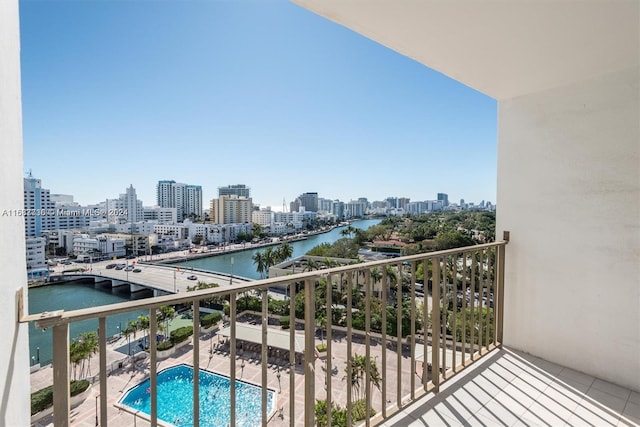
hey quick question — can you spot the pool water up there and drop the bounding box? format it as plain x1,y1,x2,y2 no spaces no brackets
119,364,275,426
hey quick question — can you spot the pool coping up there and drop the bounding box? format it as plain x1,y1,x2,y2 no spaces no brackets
115,362,279,426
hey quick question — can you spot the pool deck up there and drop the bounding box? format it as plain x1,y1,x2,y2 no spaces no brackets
30,321,418,426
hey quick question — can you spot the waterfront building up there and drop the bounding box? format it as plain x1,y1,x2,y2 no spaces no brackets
345,199,367,218
331,200,345,219
317,197,333,213
25,237,47,281
252,207,273,227
210,195,253,225
297,192,318,212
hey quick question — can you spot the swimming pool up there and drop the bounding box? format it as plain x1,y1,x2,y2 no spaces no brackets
119,364,276,426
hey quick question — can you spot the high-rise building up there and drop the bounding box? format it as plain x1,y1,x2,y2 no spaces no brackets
331,200,345,219
437,193,449,207
23,175,56,237
118,185,143,224
218,184,250,198
156,180,203,222
397,197,410,210
298,192,318,212
210,195,253,224
157,180,175,208
318,197,333,212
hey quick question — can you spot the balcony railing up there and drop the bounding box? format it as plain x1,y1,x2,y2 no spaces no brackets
21,237,507,426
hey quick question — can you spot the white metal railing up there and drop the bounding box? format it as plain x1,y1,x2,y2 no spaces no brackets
21,237,507,426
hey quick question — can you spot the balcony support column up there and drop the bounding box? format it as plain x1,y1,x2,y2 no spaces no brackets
52,323,70,427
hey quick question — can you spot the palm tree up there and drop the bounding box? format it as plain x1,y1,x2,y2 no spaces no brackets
123,321,137,358
79,331,99,378
341,225,356,239
343,353,382,402
136,314,150,349
277,242,293,264
302,258,319,272
158,305,175,341
263,247,276,270
69,331,99,380
252,252,266,279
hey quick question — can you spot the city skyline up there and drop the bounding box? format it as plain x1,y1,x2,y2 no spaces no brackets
23,173,491,213
19,0,497,208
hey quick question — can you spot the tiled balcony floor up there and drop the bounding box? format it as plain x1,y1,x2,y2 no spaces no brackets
382,348,639,427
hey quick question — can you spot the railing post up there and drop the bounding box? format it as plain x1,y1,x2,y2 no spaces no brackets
193,300,200,426
230,292,237,427
432,258,441,393
261,288,268,427
326,275,333,426
289,283,296,424
149,307,158,427
52,323,70,427
99,316,107,426
364,269,372,427
346,273,353,426
304,278,316,426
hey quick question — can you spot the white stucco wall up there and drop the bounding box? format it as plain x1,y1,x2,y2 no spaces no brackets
497,67,640,391
0,0,31,423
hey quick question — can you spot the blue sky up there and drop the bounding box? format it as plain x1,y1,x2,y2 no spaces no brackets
19,0,497,210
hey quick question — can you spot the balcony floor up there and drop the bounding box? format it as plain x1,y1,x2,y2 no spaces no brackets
382,347,639,427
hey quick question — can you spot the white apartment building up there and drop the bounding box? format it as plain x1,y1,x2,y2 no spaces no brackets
406,201,429,215
118,185,144,224
25,236,46,270
72,235,126,259
273,211,305,230
345,200,366,218
25,236,47,281
252,208,273,227
153,224,189,240
143,206,177,224
157,180,203,222
112,221,156,235
210,195,253,225
23,176,58,237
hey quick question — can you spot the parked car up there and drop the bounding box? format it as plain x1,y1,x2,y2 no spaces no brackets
187,275,197,280
115,265,125,270
106,263,116,269
124,266,134,271
133,268,142,273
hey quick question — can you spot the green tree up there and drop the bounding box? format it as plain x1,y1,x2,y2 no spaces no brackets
252,252,266,279
343,353,381,402
277,242,293,264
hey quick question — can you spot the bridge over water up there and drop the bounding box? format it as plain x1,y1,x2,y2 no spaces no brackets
48,258,250,297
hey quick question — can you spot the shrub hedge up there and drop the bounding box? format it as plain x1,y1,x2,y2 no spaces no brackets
279,316,290,329
200,312,222,328
157,341,175,351
170,326,193,344
31,380,90,415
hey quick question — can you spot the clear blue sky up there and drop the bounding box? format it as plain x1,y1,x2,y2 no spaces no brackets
19,0,497,210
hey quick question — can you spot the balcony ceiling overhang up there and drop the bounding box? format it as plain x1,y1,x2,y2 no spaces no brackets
292,0,639,100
